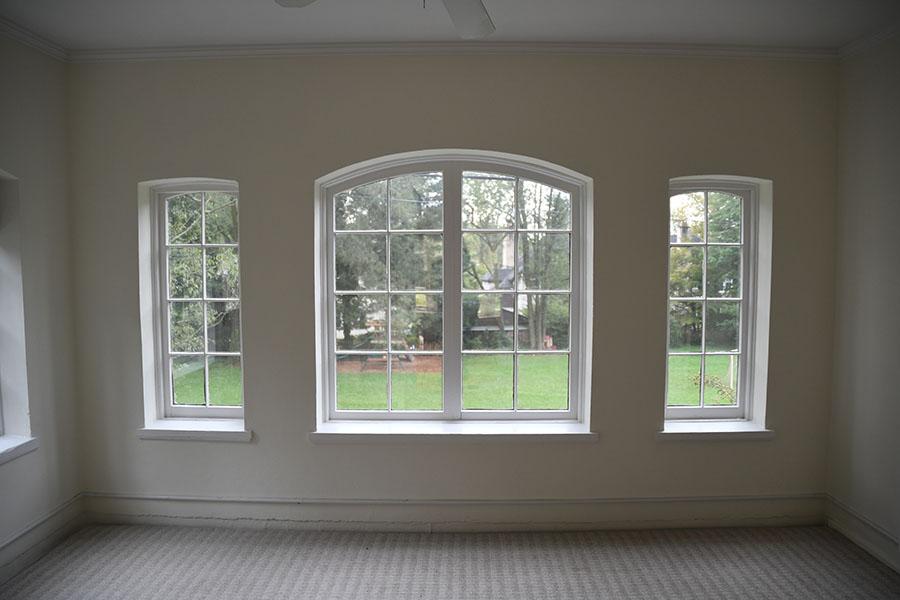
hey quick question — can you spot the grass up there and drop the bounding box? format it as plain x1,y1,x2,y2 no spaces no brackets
336,353,570,411
173,358,243,406
667,352,738,406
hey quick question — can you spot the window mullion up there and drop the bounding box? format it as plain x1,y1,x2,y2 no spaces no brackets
443,167,463,419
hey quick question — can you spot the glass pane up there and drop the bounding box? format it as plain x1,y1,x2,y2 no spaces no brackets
167,194,202,244
389,173,443,230
708,192,741,243
335,294,387,350
704,354,739,406
390,234,442,291
336,354,387,410
463,354,513,410
171,356,205,406
518,233,570,291
390,294,442,351
206,301,241,353
335,234,386,291
668,301,702,352
517,354,568,410
706,301,740,352
391,355,442,411
667,355,701,406
707,246,741,298
518,180,571,230
208,356,243,406
170,301,204,352
668,246,703,298
462,172,515,229
335,180,387,231
669,192,704,243
462,293,514,350
205,192,238,244
168,248,202,299
462,233,515,290
517,294,570,351
205,247,240,299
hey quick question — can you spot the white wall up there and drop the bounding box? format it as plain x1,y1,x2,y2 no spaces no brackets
67,53,838,522
0,37,80,562
828,32,900,568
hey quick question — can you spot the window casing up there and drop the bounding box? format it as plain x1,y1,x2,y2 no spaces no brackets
665,176,771,422
315,151,593,423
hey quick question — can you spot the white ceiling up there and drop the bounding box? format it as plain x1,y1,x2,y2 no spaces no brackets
1,0,897,51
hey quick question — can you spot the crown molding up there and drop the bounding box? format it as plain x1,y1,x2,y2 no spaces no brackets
839,21,900,58
0,16,67,61
67,41,836,64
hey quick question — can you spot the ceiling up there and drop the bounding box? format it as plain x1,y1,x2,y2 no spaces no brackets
1,0,897,52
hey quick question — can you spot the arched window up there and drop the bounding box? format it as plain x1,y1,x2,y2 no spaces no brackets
314,150,593,425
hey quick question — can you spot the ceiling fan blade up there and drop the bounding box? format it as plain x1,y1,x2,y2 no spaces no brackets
274,0,318,6
441,0,496,39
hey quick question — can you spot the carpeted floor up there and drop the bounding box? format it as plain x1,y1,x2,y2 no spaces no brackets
1,525,898,599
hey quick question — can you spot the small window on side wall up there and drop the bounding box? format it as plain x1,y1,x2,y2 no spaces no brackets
665,176,772,424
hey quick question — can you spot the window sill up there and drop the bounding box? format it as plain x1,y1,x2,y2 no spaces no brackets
658,420,774,440
138,419,252,442
310,421,598,443
0,435,39,465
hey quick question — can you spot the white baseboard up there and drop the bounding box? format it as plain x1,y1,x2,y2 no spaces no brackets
83,492,826,533
827,496,900,574
0,494,86,586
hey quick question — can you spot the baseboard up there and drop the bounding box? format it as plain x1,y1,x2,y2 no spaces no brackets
0,494,86,586
827,495,900,574
83,491,826,533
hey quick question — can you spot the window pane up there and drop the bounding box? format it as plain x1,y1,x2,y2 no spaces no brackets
462,233,515,290
707,246,741,298
463,293,514,350
390,234,442,291
335,234,386,291
667,355,701,406
517,294,570,351
391,356,442,411
168,248,202,299
516,354,568,410
463,354,513,410
518,233,569,291
706,301,740,352
335,294,387,350
205,247,240,299
389,173,443,230
208,356,243,406
518,180,571,230
462,172,515,229
390,294,442,351
207,301,241,353
170,301,204,352
205,192,238,244
668,246,703,298
669,192,704,243
708,192,741,243
668,301,702,352
335,180,387,231
704,355,739,406
336,354,387,410
167,194,202,244
171,356,205,406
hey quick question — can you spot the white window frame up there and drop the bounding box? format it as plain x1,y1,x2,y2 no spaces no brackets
138,178,244,422
314,150,593,425
665,175,772,425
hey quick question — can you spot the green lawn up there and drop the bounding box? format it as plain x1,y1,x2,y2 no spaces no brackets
173,358,243,406
667,352,738,406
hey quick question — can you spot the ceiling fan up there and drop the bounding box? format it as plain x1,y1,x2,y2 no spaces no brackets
274,0,496,40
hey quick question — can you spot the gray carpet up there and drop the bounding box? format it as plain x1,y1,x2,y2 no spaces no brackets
1,525,899,599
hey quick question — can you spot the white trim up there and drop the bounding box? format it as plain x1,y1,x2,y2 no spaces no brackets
827,495,900,573
0,16,68,62
310,420,597,442
0,435,38,465
138,419,252,442
657,420,774,440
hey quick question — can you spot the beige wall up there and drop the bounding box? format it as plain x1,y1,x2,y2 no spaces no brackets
0,38,79,547
67,53,837,510
829,33,900,563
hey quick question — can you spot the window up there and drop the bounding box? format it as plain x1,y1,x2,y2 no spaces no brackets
138,179,244,423
315,150,592,423
665,176,772,423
